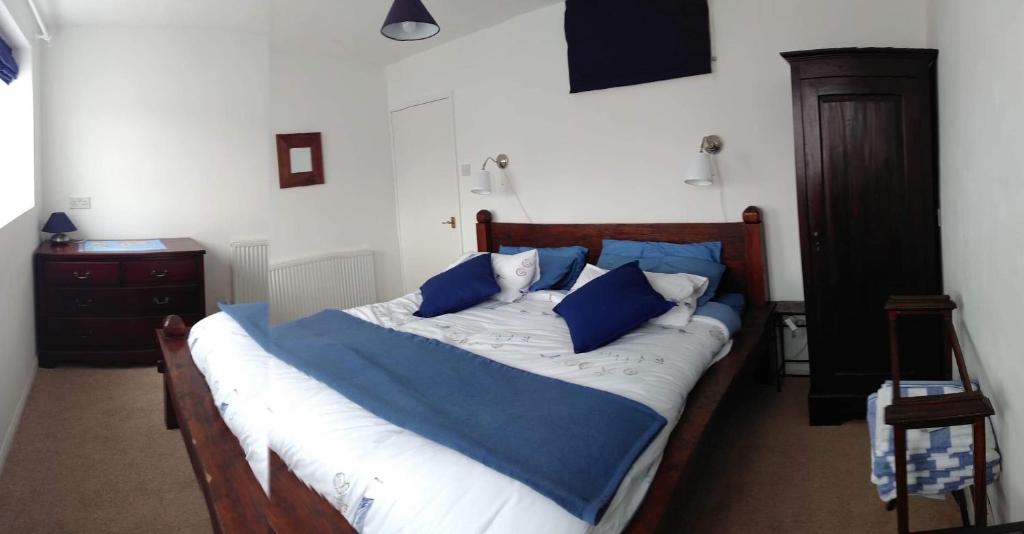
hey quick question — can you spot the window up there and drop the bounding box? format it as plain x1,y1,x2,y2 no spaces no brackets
0,5,34,229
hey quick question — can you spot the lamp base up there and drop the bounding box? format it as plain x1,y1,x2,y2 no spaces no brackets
50,233,71,245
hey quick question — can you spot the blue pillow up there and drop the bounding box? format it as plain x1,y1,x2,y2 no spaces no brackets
415,253,500,318
597,253,726,307
553,261,674,354
694,301,742,337
712,292,746,315
601,238,722,263
499,245,589,290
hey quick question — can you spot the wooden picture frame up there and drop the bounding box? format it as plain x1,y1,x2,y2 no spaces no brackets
276,132,324,189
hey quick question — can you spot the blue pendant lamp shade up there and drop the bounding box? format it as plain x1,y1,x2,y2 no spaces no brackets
381,0,440,41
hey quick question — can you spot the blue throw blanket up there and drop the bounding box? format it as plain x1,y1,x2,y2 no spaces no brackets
219,303,666,524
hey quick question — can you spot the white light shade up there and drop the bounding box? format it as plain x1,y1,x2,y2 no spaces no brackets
493,168,509,191
684,152,714,186
470,170,492,195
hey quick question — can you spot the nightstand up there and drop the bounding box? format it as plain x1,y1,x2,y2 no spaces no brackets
34,238,206,367
772,300,807,391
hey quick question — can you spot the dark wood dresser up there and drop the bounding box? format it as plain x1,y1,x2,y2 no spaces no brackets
34,238,206,367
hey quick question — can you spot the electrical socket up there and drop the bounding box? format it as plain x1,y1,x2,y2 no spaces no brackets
69,197,91,209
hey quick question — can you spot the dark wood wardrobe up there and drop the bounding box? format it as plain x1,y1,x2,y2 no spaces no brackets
782,48,946,425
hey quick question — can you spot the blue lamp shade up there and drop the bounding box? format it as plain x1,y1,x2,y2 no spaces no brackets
42,212,77,234
381,0,440,41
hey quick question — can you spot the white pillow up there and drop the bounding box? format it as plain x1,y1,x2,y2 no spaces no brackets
491,249,539,302
568,263,709,328
444,250,540,303
569,264,708,303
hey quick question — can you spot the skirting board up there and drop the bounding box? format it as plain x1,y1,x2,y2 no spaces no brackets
0,364,37,479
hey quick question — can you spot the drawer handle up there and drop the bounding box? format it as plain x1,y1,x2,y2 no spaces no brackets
152,296,171,305
72,271,92,280
151,269,169,278
78,330,94,340
75,298,94,308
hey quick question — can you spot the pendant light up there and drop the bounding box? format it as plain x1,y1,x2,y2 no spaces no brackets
381,0,440,41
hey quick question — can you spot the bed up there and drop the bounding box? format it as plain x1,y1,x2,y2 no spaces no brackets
157,207,773,533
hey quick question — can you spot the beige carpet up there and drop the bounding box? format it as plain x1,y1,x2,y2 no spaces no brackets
680,377,963,533
0,367,210,534
0,370,962,533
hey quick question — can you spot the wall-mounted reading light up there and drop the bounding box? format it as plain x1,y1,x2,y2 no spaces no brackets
470,153,509,195
684,135,723,187
469,153,532,222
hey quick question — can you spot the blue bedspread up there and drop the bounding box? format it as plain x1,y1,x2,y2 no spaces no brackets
219,303,666,524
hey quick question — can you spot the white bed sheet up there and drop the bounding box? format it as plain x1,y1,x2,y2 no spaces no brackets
188,291,733,534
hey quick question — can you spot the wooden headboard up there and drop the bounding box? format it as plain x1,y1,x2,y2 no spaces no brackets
476,206,769,307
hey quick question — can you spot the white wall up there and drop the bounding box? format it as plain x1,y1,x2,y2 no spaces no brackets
41,26,273,311
928,0,1024,521
386,0,930,299
269,52,403,300
0,0,42,475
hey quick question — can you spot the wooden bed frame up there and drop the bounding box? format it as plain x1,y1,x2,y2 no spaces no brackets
157,206,773,533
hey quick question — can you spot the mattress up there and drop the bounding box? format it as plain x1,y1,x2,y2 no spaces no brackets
187,290,735,533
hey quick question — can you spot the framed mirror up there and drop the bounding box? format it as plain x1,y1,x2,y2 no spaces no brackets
276,132,325,188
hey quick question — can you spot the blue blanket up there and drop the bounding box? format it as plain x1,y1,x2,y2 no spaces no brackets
220,303,666,524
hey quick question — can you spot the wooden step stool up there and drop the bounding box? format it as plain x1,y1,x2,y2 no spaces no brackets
884,295,995,534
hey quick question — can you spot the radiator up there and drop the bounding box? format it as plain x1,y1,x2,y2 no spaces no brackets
269,250,377,323
229,239,270,304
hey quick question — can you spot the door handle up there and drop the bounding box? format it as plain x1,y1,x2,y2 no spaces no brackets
812,231,823,253
441,216,457,229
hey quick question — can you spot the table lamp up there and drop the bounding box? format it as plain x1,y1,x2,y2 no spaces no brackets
42,212,77,244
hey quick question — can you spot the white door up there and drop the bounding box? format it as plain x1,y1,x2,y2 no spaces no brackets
391,97,464,292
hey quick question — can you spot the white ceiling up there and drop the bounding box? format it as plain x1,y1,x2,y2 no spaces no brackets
34,0,563,65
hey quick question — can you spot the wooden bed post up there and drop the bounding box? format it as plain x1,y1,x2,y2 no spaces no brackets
159,315,186,430
476,210,494,253
742,206,769,307
157,314,273,533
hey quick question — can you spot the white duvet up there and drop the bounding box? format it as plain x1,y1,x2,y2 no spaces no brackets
188,290,733,534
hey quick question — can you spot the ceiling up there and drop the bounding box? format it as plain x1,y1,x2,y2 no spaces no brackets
34,0,563,65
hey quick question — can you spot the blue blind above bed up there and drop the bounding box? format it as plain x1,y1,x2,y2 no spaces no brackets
565,0,712,93
0,36,18,85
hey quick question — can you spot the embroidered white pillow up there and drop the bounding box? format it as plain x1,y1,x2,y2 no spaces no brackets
569,263,708,327
491,249,540,302
443,250,540,303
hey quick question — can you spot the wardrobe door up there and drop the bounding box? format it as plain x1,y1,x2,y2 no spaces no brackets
793,59,945,424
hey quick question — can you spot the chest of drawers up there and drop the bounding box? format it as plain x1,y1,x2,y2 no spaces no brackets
34,238,206,367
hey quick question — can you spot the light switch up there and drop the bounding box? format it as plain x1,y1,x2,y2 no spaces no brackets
460,163,472,177
69,197,91,209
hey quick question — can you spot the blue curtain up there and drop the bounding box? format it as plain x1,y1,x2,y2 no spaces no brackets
0,36,18,85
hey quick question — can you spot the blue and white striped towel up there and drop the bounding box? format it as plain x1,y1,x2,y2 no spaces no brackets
867,380,1000,502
